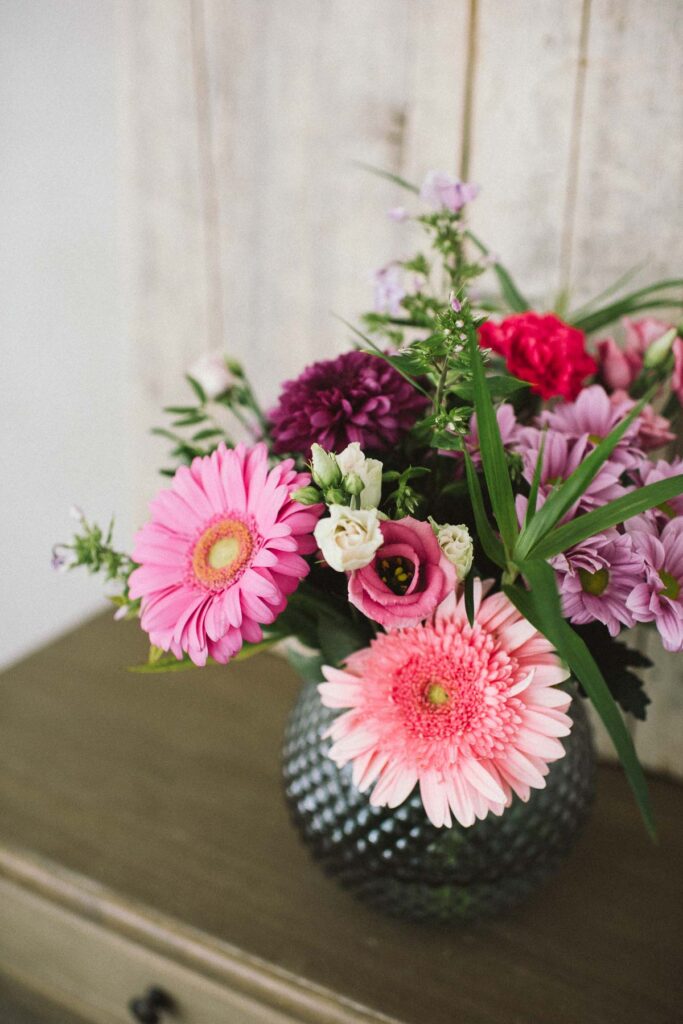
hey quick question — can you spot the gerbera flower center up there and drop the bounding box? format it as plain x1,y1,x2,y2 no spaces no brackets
377,555,415,595
425,681,450,706
191,518,253,590
658,569,680,601
579,567,609,596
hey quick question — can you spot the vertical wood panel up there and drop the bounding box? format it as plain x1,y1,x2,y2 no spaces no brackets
568,0,683,303
120,0,210,517
467,0,585,303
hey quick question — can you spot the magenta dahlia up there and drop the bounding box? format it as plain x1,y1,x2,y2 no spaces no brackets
319,582,572,829
129,443,321,666
268,350,427,456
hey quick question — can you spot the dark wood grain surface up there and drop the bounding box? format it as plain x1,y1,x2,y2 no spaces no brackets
0,613,681,1024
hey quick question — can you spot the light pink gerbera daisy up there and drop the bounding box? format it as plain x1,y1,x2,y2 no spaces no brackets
129,443,321,666
319,582,572,829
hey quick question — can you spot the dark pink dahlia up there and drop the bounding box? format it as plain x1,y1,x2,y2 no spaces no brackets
269,350,427,456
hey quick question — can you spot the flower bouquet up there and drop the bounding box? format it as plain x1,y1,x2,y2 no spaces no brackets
57,169,683,920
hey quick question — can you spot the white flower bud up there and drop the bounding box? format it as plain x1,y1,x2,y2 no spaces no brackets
432,522,474,581
314,505,384,572
187,350,233,399
335,442,383,509
643,327,677,369
310,444,342,489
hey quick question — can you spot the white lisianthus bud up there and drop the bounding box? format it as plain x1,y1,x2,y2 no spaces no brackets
343,472,365,497
643,327,677,369
432,522,474,581
314,505,384,572
335,442,383,509
310,444,342,489
188,350,233,399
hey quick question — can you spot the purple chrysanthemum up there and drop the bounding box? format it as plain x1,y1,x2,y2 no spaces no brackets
539,385,643,470
467,404,522,464
635,458,683,527
517,429,628,519
552,530,644,637
269,351,427,456
626,517,683,652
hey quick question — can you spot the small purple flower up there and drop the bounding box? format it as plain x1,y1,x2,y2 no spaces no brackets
373,263,405,317
388,206,409,223
51,545,74,573
269,350,428,457
552,530,644,637
420,171,479,213
539,385,643,470
449,292,462,313
626,517,683,652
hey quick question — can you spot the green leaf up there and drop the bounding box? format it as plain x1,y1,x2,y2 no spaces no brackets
467,328,518,552
353,161,419,194
530,476,683,560
465,230,530,312
316,607,369,667
506,560,655,839
567,263,646,321
570,280,683,333
463,451,506,568
451,375,529,400
572,624,652,721
464,572,475,627
524,430,547,529
335,316,431,398
285,647,326,683
186,374,207,404
129,648,197,673
514,393,652,561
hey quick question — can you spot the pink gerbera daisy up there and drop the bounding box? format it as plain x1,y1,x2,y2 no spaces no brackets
319,582,572,829
129,443,321,666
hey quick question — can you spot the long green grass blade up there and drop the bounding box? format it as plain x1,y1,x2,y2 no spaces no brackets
524,430,547,529
567,263,645,321
514,393,652,561
468,329,518,553
353,161,419,194
465,230,530,312
571,280,683,333
463,450,506,568
335,316,431,398
505,560,655,839
530,476,683,560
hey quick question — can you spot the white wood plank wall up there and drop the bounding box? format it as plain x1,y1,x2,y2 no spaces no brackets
119,0,682,774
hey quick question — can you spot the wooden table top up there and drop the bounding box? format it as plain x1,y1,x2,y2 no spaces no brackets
0,613,681,1024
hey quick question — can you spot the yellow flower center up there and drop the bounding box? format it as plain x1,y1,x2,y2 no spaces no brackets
192,518,253,589
579,567,609,596
659,569,680,601
426,682,450,706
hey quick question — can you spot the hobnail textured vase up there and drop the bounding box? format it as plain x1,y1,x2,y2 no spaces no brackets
282,680,596,923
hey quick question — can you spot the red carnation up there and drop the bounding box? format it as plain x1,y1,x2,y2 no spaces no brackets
479,313,597,400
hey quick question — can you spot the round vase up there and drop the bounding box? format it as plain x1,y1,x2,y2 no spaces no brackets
282,680,596,923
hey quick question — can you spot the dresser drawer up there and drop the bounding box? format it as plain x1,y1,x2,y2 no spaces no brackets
0,877,300,1024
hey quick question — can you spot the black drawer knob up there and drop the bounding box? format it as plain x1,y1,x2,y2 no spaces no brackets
128,985,176,1023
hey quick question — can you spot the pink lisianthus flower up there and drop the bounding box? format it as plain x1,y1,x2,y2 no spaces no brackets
551,530,644,637
539,385,644,469
420,170,479,213
348,516,455,629
597,316,673,393
607,390,676,452
673,337,683,407
319,581,572,829
129,443,322,666
626,518,683,652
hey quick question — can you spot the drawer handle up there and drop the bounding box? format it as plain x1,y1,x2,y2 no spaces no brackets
128,985,176,1023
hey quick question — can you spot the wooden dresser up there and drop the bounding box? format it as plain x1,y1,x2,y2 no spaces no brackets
0,614,681,1024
